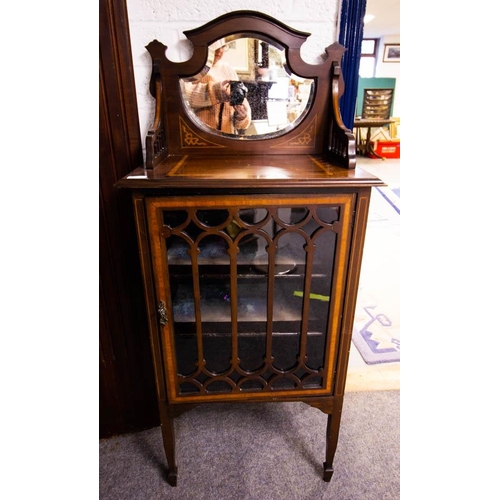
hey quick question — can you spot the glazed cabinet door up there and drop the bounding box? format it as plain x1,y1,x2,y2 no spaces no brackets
146,194,354,404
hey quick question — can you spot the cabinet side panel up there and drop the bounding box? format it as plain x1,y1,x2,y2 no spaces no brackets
334,188,372,397
322,194,355,391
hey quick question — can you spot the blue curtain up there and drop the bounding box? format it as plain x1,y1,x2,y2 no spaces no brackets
338,0,367,131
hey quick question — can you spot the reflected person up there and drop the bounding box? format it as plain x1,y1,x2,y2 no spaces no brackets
183,40,252,134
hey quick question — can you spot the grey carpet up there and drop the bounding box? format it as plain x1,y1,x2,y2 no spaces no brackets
100,390,399,500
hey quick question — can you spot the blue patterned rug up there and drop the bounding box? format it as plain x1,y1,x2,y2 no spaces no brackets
352,185,400,364
352,305,400,364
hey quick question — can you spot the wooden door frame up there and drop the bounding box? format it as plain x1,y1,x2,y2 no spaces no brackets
99,0,158,438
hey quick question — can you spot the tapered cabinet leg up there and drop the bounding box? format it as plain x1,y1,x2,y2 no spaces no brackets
323,397,343,482
323,414,337,481
159,405,178,486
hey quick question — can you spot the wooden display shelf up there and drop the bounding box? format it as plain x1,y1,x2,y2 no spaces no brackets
171,281,328,335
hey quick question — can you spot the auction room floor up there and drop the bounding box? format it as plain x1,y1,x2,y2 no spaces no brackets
345,155,400,392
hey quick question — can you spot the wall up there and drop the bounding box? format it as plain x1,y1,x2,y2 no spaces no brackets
126,0,343,159
375,34,400,118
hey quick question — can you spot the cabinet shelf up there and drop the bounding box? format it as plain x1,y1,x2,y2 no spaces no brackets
167,237,303,276
171,282,328,336
168,266,309,279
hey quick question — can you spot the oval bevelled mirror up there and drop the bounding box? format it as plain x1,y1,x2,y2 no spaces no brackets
180,36,314,139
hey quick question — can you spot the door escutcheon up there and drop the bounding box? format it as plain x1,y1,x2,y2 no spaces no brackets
158,300,168,325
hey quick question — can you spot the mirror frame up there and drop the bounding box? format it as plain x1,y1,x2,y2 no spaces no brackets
145,10,354,167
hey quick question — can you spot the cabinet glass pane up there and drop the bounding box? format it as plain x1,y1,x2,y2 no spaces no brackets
161,204,342,396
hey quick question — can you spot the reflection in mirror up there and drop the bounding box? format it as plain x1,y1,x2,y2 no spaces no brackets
180,37,314,139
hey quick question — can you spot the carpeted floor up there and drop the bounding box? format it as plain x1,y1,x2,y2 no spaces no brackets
100,390,399,500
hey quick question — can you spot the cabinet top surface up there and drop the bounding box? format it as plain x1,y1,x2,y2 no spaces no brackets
117,154,384,190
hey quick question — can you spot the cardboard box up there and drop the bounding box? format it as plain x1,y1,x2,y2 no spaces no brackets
368,140,400,159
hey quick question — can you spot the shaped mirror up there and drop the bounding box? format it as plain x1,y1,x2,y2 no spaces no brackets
180,36,314,139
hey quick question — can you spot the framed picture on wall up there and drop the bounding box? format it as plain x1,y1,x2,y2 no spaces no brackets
383,44,400,62
224,39,251,74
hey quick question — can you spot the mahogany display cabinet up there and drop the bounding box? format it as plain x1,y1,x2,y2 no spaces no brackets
116,10,384,486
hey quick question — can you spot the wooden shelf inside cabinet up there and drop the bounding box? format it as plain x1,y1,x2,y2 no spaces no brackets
115,10,384,488
165,236,306,277
170,280,329,335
